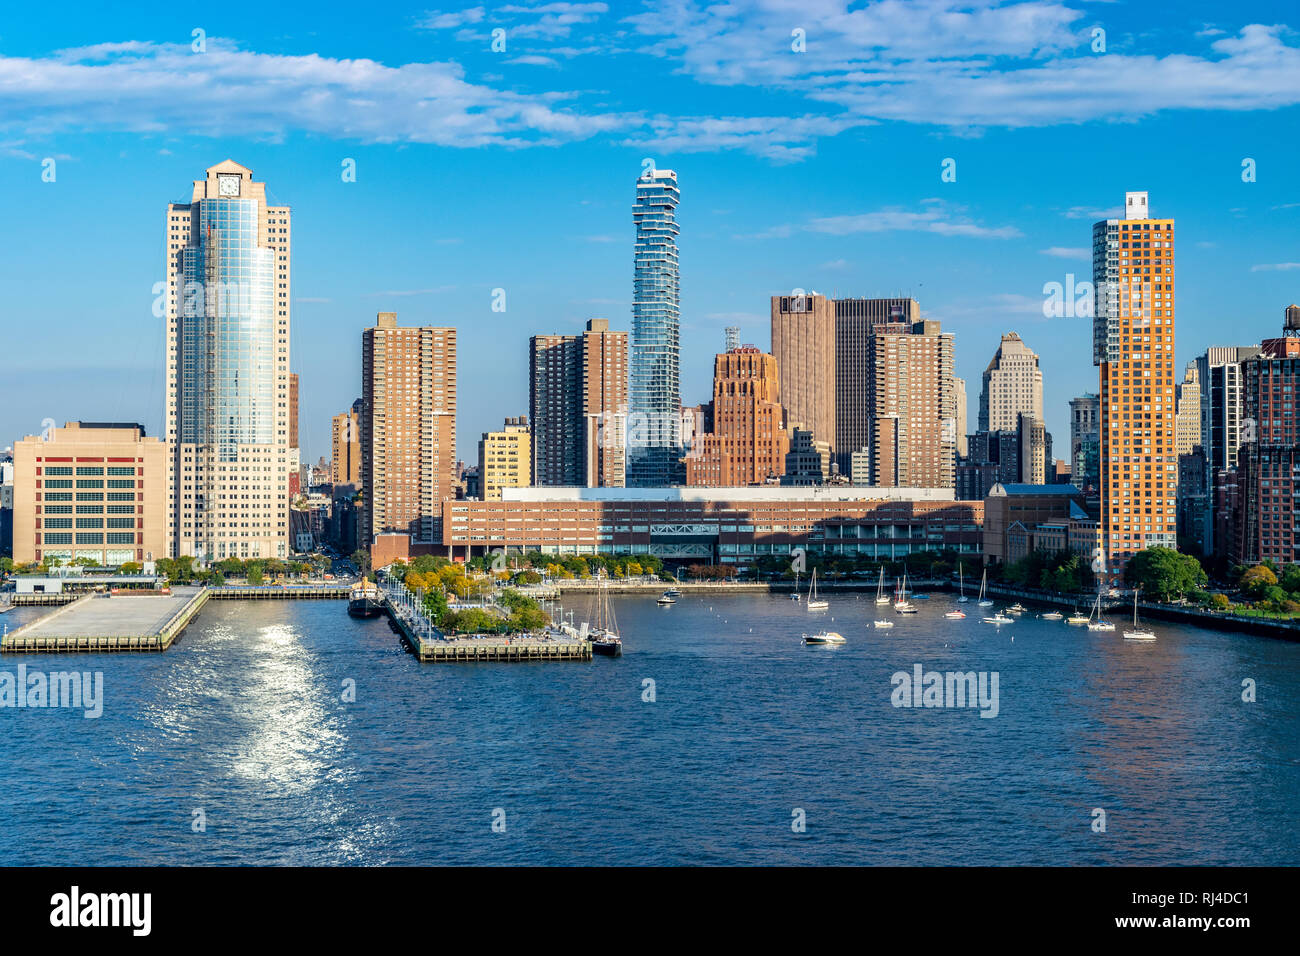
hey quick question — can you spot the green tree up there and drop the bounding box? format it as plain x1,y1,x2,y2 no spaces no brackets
246,564,264,586
352,549,372,575
1125,547,1208,601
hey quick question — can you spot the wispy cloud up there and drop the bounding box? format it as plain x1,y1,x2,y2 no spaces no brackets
808,207,1021,239
366,286,457,296
1040,246,1089,259
1250,262,1300,272
0,39,627,148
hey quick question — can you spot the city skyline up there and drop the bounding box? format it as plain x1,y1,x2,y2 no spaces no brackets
2,2,1299,464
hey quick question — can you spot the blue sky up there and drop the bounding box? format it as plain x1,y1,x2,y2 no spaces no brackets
1,0,1298,465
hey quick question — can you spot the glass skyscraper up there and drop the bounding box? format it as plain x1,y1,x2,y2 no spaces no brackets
628,167,681,487
166,161,294,560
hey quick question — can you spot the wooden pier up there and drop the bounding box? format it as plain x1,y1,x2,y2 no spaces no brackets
11,592,81,606
1,587,209,654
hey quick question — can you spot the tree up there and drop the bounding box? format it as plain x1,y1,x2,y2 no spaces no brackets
1125,547,1207,601
352,549,372,575
1239,564,1278,599
247,564,264,586
1208,593,1231,611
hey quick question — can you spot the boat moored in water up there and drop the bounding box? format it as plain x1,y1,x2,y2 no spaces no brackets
348,577,384,618
803,631,846,645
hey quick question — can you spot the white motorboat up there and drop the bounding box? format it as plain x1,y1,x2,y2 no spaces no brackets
1006,603,1027,615
806,568,829,610
873,619,895,629
1041,611,1064,621
982,613,1013,625
1123,589,1157,642
803,630,846,645
944,610,966,619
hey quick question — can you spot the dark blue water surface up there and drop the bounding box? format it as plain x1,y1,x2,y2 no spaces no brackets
1,592,1297,865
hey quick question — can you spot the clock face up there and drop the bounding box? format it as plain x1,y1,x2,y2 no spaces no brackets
217,175,240,197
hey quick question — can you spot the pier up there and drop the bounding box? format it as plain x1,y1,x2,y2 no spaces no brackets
383,578,591,662
1,587,209,653
207,584,349,600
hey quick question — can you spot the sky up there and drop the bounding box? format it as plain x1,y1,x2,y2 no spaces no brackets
1,0,1298,466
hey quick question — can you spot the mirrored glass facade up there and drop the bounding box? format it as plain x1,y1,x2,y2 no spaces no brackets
179,198,275,460
628,168,681,487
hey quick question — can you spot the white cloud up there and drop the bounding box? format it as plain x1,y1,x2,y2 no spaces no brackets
419,7,487,30
1040,246,1089,259
0,39,627,147
1250,263,1300,272
808,207,1021,239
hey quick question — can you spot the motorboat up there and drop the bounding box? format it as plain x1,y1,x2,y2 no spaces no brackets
873,619,895,629
982,613,1014,625
656,592,677,606
1040,611,1064,621
944,610,966,619
803,631,846,645
1006,603,1027,615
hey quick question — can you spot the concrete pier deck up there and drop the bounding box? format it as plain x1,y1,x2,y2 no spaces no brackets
1,587,208,653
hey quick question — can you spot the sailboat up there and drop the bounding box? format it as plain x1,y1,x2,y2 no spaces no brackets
977,569,994,607
1086,590,1115,631
894,575,916,613
1123,589,1156,642
875,567,890,604
791,570,801,602
957,563,969,603
806,568,829,610
585,574,622,656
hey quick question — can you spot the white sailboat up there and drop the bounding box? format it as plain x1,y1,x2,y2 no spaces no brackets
957,563,969,603
977,569,994,607
791,570,801,602
1124,589,1156,641
585,574,622,656
806,568,829,610
875,566,890,604
1086,591,1115,631
894,574,916,613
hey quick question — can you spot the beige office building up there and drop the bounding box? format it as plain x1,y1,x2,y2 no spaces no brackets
165,160,293,560
979,332,1043,432
331,401,362,487
361,313,457,546
479,417,532,501
770,293,837,453
13,422,167,566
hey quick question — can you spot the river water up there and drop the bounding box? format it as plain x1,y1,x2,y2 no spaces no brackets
2,591,1296,865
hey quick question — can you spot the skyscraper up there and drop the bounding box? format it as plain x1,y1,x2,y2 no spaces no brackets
684,345,789,486
331,399,362,487
1069,393,1101,493
979,332,1043,433
1195,345,1261,475
165,160,292,560
1235,306,1300,564
361,313,456,548
530,318,628,487
770,292,836,453
1174,361,1201,456
1092,191,1177,576
628,167,681,487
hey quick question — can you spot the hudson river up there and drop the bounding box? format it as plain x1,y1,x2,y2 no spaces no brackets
2,592,1297,865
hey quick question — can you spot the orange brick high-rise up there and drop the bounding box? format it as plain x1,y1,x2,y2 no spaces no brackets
1092,191,1176,578
685,346,789,486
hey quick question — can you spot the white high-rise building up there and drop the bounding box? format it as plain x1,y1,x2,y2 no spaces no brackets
165,160,293,560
